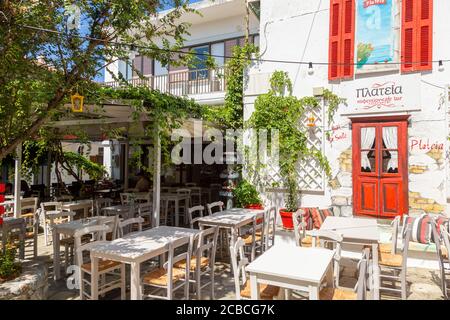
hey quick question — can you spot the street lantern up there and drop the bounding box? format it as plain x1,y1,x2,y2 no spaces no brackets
71,92,84,112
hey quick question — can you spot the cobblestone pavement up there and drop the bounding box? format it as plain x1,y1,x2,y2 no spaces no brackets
26,234,445,300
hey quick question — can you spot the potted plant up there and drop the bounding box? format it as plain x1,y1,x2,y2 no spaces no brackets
233,179,263,209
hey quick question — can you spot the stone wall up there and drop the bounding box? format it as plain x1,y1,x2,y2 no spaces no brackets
330,148,353,217
0,260,48,300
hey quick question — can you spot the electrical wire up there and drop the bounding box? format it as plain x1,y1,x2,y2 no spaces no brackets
20,24,450,67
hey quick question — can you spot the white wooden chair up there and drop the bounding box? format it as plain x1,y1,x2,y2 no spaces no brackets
431,220,450,299
120,193,133,205
117,217,144,238
75,225,126,300
40,201,63,246
310,229,344,287
185,183,197,187
241,211,265,261
378,216,401,254
55,194,74,202
141,236,193,300
176,188,191,225
175,226,219,300
47,210,77,270
189,187,202,206
378,222,412,300
19,197,39,258
292,209,313,247
319,248,371,300
96,216,119,241
188,205,204,229
94,198,113,216
263,206,277,251
137,203,153,230
229,238,280,300
206,201,224,216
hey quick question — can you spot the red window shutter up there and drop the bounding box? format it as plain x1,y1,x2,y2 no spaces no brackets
342,0,355,78
328,0,342,80
417,0,433,71
401,0,415,72
402,0,433,73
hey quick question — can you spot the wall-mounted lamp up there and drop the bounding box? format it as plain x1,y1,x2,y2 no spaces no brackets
439,60,445,72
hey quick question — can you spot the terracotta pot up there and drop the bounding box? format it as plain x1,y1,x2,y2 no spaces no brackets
245,204,264,223
279,209,294,230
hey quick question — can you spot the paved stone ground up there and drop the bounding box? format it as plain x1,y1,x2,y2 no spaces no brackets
21,233,445,300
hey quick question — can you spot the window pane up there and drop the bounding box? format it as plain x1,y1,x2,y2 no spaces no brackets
211,42,225,67
360,127,375,149
132,56,143,77
382,150,398,173
361,151,376,172
382,126,397,149
190,46,209,79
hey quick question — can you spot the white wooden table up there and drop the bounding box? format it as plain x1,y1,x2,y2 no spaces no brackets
89,226,200,300
62,200,93,218
320,216,380,299
196,208,264,244
102,204,134,219
160,193,190,226
246,244,335,300
52,217,100,280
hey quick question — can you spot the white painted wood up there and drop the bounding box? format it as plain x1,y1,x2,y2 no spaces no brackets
246,244,335,300
320,216,379,244
13,144,22,218
153,126,161,227
61,200,93,219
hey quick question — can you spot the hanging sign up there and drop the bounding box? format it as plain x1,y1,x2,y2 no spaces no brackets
355,0,399,74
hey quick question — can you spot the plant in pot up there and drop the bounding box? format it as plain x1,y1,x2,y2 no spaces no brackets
247,71,335,230
233,179,263,209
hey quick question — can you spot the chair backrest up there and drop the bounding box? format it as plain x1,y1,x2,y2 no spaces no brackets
193,226,219,270
96,215,119,241
400,222,413,269
292,209,306,247
390,215,401,254
163,235,193,291
206,201,224,215
21,197,38,214
355,248,370,300
263,206,277,250
176,188,191,195
188,205,204,228
95,198,113,216
117,217,144,238
310,229,343,265
120,193,132,205
47,210,76,226
229,238,249,299
41,201,63,212
75,225,110,268
56,194,74,202
137,203,152,228
185,183,197,187
134,192,151,203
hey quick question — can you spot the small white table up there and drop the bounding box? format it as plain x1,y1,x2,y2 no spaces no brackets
62,200,93,219
89,226,200,300
197,208,264,244
53,218,100,280
320,216,380,299
102,204,134,219
246,244,335,300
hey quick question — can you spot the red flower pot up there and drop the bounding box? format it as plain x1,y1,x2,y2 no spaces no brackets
279,209,294,230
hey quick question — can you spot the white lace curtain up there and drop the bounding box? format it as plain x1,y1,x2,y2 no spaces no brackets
382,126,398,170
361,127,375,170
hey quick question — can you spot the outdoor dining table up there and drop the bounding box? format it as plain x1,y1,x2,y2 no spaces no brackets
196,208,264,245
319,216,380,299
62,200,93,219
246,244,335,300
53,217,100,280
160,193,190,227
89,226,200,300
101,204,134,219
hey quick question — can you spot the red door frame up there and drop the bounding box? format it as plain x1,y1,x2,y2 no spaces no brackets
351,116,409,219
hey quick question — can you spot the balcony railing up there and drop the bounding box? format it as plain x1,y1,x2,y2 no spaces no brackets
103,67,226,96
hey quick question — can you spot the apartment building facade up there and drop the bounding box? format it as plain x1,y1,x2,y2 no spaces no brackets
244,0,450,218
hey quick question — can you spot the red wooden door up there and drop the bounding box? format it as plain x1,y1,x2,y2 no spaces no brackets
352,120,408,218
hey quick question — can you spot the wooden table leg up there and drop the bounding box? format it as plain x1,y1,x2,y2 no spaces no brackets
130,262,141,300
53,229,61,280
249,273,260,300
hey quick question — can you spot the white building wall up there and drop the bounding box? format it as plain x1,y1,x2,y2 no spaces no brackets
245,0,450,216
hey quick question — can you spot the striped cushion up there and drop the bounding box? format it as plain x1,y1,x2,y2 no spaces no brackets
432,215,450,242
311,208,334,229
403,214,432,244
300,208,315,231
